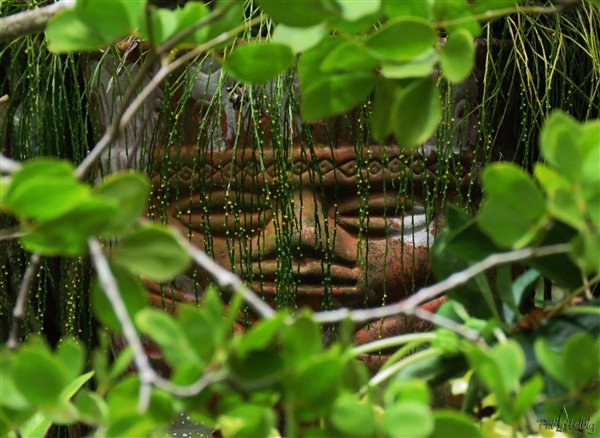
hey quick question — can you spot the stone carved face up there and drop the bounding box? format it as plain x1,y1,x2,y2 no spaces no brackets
145,59,481,345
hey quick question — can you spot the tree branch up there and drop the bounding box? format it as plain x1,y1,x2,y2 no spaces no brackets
0,1,75,42
88,239,155,411
7,253,41,350
313,244,571,325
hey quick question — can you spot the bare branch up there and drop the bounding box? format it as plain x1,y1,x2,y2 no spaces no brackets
352,332,436,357
7,253,41,350
178,234,275,319
0,1,75,42
88,239,155,411
314,244,571,325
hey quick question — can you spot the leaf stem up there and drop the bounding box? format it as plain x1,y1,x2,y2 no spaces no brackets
313,244,571,325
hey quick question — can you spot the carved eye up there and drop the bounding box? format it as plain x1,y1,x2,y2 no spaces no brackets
334,194,427,238
176,190,272,236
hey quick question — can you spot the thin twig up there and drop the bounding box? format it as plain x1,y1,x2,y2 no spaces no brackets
0,1,75,42
367,348,441,389
7,253,41,350
314,244,571,325
179,234,275,319
0,228,25,241
412,307,479,340
88,239,155,411
155,370,227,397
352,332,436,357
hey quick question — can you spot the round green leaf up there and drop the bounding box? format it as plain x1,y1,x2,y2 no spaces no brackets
282,314,322,363
135,308,201,367
14,347,68,407
430,410,484,437
391,78,442,148
95,172,150,236
223,43,294,84
5,158,88,221
384,378,431,407
534,338,571,388
491,340,525,392
110,224,191,281
478,163,548,248
46,9,107,52
20,196,118,256
92,263,148,333
219,404,276,438
301,72,376,121
564,333,599,385
381,50,438,79
367,18,436,61
7,177,90,221
273,23,327,54
383,401,433,438
56,337,85,383
337,0,381,21
330,395,376,437
440,29,475,83
320,41,380,73
258,0,331,27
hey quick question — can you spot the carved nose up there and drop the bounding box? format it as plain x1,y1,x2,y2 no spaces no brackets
289,192,331,257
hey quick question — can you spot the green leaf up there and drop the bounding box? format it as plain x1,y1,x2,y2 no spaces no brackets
7,177,90,222
95,172,150,236
539,111,583,182
91,263,148,332
320,40,380,73
258,0,332,27
282,314,322,364
329,395,376,437
440,29,475,83
478,163,547,248
513,375,543,420
563,332,599,386
144,2,209,45
534,338,571,388
384,378,431,407
384,2,432,20
223,43,294,84
111,224,190,281
366,18,436,61
0,350,31,411
301,72,376,121
5,158,89,221
273,23,327,54
290,357,344,421
433,1,481,37
46,9,107,52
218,404,276,438
370,79,402,141
337,0,381,21
430,410,484,437
21,196,118,256
56,337,85,383
135,308,202,367
380,49,438,79
46,0,144,52
383,401,433,438
178,306,217,362
391,78,442,148
492,340,525,392
472,1,518,15
13,343,68,407
75,389,108,424
238,314,285,357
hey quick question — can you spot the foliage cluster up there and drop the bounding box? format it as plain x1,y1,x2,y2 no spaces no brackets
1,0,599,437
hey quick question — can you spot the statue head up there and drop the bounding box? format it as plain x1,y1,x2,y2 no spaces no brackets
87,41,511,362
